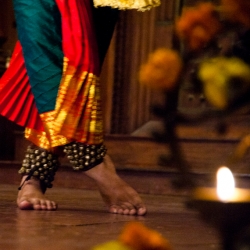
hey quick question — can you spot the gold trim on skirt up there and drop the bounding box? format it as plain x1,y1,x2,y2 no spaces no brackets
93,0,161,11
25,58,104,150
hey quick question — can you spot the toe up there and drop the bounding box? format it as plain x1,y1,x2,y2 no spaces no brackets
33,200,43,210
18,200,34,210
122,208,131,215
129,208,137,215
50,201,57,210
109,205,118,214
121,204,136,215
36,200,57,210
136,206,147,216
46,200,57,210
39,200,47,210
119,202,146,216
109,203,147,216
117,207,127,215
116,204,138,215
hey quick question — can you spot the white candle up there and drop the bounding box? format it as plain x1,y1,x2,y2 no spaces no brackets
192,166,250,203
216,166,235,201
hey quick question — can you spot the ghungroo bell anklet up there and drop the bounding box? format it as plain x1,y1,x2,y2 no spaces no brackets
18,145,60,190
63,143,107,171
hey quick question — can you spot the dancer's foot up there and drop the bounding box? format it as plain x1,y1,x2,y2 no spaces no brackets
17,176,57,210
85,155,147,216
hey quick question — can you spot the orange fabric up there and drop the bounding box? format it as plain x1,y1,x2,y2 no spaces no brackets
25,58,104,149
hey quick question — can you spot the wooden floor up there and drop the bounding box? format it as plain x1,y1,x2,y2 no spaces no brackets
0,164,221,250
0,184,219,250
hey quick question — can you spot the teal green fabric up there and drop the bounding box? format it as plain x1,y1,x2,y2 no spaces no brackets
13,0,63,113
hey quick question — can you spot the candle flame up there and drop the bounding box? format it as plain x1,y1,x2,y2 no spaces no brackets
216,166,235,201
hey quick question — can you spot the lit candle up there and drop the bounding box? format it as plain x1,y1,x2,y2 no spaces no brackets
190,166,250,250
216,166,235,201
192,166,250,202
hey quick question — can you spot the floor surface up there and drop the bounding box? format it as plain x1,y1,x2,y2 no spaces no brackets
0,184,219,250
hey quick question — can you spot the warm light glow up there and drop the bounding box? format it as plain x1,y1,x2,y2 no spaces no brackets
216,166,235,201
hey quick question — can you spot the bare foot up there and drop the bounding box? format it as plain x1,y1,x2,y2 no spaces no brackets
17,176,57,210
85,155,147,216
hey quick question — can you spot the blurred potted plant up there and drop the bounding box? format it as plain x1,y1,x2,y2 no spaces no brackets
139,0,250,188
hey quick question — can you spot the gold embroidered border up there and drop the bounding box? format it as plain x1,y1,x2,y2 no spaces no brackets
93,0,161,11
25,128,71,150
25,58,104,150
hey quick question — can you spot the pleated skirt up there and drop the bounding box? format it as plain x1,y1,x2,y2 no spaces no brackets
0,0,104,150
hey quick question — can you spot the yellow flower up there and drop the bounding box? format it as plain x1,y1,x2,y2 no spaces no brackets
119,222,172,250
92,240,132,250
139,48,182,90
221,0,250,28
198,57,250,109
176,2,221,51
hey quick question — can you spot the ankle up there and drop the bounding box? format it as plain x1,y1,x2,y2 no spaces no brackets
84,157,118,184
19,176,47,193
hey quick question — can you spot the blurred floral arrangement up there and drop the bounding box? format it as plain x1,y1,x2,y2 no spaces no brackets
139,0,250,188
92,222,172,250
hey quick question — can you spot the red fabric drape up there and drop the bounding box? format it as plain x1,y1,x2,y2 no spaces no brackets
0,41,43,130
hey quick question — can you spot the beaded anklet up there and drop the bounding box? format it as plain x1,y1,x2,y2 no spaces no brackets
18,145,60,190
63,143,107,171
